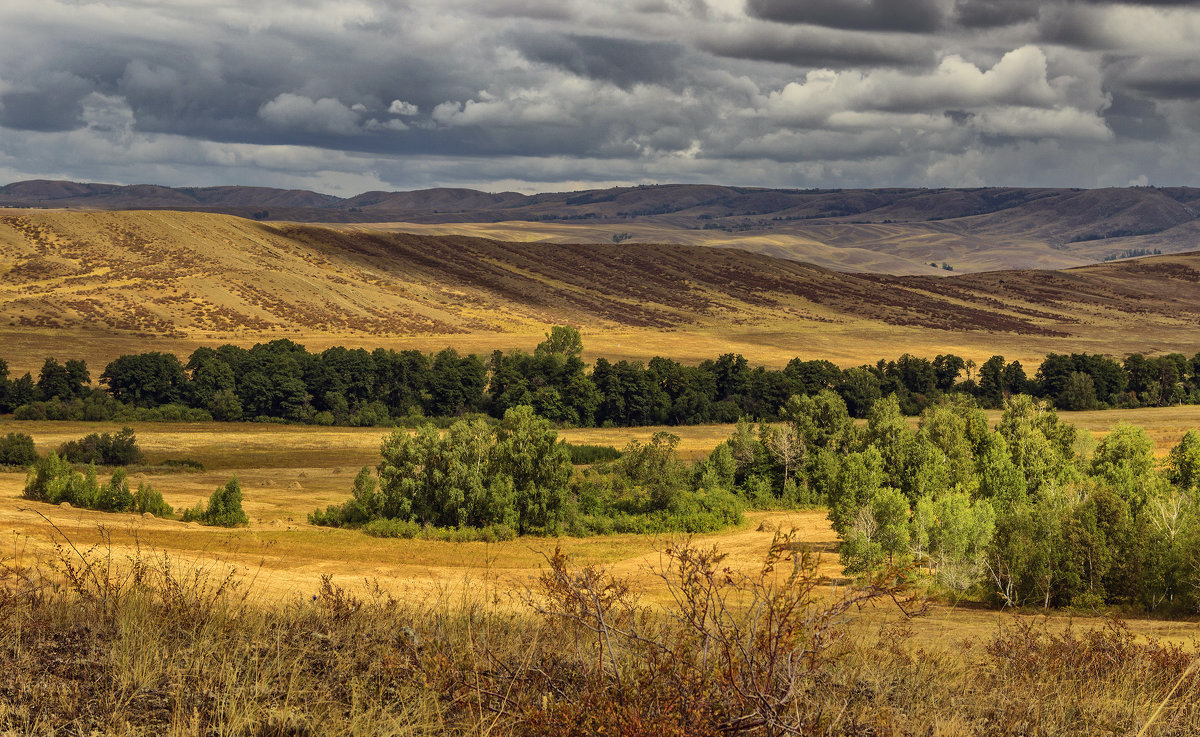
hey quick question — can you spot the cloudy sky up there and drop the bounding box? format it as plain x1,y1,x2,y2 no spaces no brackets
0,0,1197,194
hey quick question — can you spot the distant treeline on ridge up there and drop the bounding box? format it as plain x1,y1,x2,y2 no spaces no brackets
1,326,1199,426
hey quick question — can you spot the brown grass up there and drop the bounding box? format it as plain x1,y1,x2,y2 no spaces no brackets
2,405,1199,644
2,515,1198,735
5,210,1200,376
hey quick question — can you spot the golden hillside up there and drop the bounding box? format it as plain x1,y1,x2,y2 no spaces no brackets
2,209,1200,373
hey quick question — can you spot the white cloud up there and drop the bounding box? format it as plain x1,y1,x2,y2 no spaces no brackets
388,100,419,116
258,93,362,135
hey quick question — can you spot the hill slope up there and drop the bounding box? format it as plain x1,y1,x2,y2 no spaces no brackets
2,209,1200,371
5,181,1200,275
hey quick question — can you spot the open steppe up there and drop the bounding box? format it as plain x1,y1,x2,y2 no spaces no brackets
7,181,1200,275
4,209,1200,377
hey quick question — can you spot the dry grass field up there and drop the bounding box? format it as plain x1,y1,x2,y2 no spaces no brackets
4,405,1199,648
5,209,1200,379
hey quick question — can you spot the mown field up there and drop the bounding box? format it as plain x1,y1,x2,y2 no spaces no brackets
4,406,1200,646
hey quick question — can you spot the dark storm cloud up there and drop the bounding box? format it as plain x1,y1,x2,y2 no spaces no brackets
698,25,938,68
745,0,947,32
1102,91,1170,139
0,0,1198,193
0,74,93,131
952,0,1041,29
513,33,685,89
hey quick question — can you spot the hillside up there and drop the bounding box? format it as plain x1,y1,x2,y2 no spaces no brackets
2,209,1200,373
5,180,1200,275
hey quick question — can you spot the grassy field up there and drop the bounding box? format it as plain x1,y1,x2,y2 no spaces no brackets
3,405,1200,645
4,409,1200,734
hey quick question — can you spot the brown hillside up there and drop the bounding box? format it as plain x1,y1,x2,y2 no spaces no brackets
2,209,1200,372
6,181,1200,274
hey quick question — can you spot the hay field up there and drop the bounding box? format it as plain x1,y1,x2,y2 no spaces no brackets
4,405,1200,646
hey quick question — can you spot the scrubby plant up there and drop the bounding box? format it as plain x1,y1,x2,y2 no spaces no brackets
563,442,621,464
0,432,37,466
183,477,248,527
59,427,143,466
22,453,171,517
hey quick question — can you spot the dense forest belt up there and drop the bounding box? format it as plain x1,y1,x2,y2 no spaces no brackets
2,326,1199,428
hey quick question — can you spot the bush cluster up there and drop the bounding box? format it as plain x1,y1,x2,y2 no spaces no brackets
182,478,249,527
23,453,172,516
58,427,143,466
0,432,37,466
802,391,1200,613
313,409,744,538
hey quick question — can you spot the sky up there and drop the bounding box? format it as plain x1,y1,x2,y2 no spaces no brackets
0,0,1198,195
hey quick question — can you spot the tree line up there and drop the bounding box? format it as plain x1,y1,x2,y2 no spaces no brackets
2,327,1200,426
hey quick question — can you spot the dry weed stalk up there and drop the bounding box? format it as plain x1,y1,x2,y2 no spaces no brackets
528,529,925,735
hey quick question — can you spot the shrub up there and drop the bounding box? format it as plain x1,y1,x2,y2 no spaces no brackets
133,482,174,517
0,432,37,466
59,427,143,466
21,454,170,517
156,458,205,472
563,442,622,464
24,453,94,506
183,477,249,527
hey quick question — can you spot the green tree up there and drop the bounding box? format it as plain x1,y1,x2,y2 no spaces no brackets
493,405,571,534
0,432,37,466
101,352,187,407
836,367,881,418
840,485,910,573
535,325,583,358
827,446,885,536
184,477,249,527
925,491,995,593
1166,429,1200,492
1060,371,1098,411
1090,423,1157,512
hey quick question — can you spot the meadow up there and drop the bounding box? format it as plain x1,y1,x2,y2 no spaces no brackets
4,408,1200,735
5,406,1200,622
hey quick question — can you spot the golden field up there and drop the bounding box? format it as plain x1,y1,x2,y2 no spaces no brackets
4,209,1200,378
4,405,1200,647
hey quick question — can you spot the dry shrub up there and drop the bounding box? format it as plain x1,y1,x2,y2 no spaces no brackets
520,529,924,736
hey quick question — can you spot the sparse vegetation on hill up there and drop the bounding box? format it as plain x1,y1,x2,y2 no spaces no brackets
7,210,1200,353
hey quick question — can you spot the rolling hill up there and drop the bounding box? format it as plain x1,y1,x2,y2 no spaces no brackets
2,209,1200,373
4,180,1199,275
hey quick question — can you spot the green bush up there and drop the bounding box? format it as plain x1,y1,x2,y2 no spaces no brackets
133,481,174,517
156,458,205,472
22,453,171,517
564,443,622,464
359,519,517,542
0,432,37,467
183,477,248,527
59,427,143,466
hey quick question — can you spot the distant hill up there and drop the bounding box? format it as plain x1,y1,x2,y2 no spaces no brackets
2,209,1200,373
4,179,1199,275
